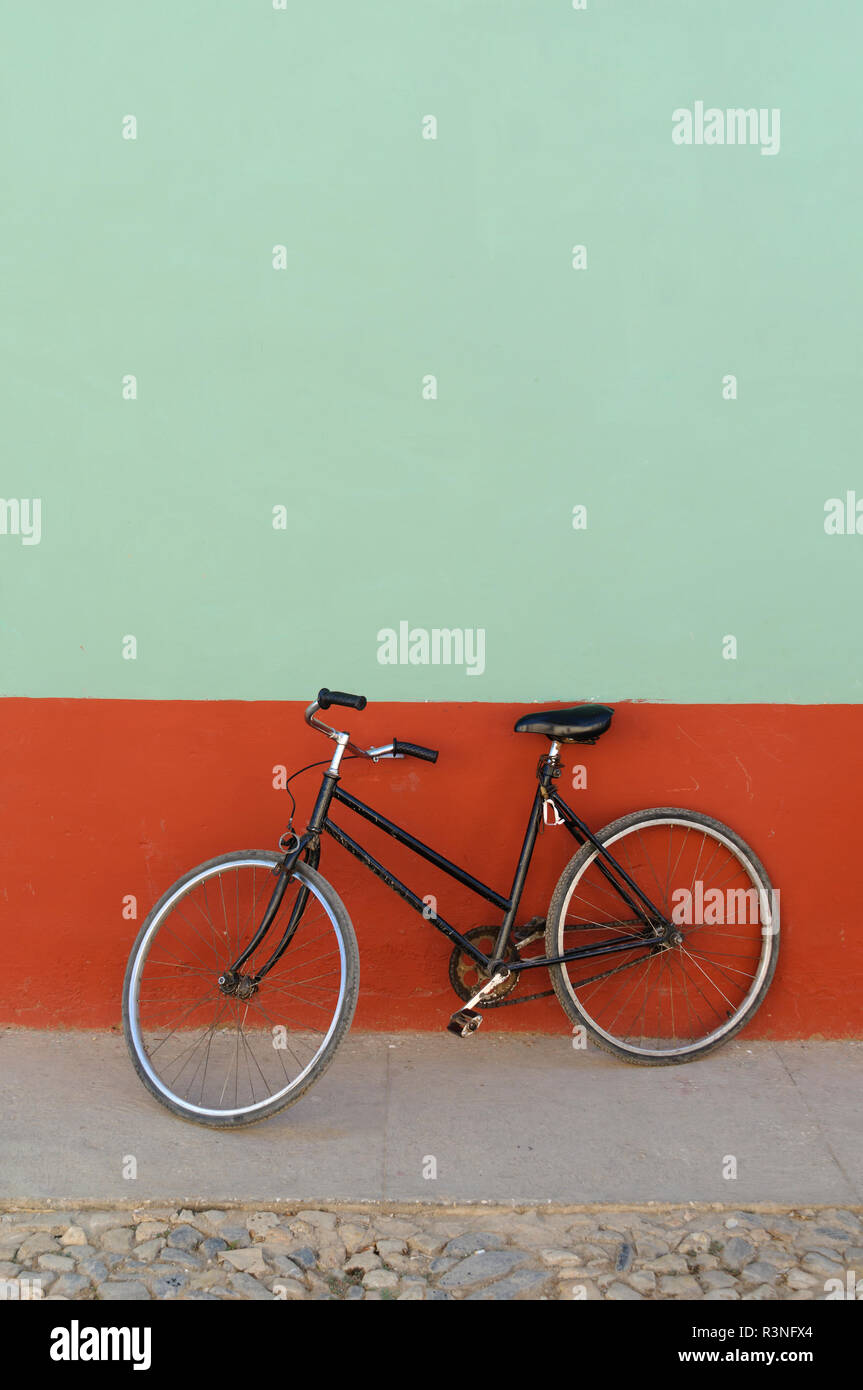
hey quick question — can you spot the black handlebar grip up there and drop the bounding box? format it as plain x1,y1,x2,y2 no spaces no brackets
392,739,439,764
317,688,367,711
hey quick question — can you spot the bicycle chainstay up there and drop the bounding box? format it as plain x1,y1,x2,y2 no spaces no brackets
476,916,655,1008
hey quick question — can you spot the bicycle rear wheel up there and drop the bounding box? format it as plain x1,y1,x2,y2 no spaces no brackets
546,808,778,1064
123,851,359,1126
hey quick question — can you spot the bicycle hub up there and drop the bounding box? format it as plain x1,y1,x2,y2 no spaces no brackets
217,971,258,999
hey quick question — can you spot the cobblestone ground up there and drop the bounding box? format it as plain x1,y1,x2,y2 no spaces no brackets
1,1206,860,1301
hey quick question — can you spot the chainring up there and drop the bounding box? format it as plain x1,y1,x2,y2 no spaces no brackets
448,927,520,1006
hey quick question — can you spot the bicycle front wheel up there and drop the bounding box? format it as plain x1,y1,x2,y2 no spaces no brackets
546,808,778,1064
123,851,359,1127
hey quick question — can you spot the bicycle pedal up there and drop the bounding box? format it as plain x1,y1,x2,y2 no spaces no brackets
447,1008,483,1038
513,917,545,945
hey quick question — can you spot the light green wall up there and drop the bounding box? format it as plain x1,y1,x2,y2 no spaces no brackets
2,1,861,701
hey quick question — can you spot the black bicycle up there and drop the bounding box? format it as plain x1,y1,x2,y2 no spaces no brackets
123,689,779,1127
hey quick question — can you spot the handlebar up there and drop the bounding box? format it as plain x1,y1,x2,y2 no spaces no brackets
392,739,439,764
304,690,439,765
317,688,367,712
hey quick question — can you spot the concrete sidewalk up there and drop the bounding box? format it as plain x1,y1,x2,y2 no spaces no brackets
1,1030,860,1209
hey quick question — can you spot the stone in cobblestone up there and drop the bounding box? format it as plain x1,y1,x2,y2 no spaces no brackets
439,1249,529,1290
740,1261,780,1286
390,1254,430,1276
659,1274,703,1298
110,1261,151,1280
605,1281,643,1300
248,1212,280,1238
345,1249,381,1274
100,1228,134,1254
371,1217,417,1240
626,1271,656,1294
60,1226,88,1247
800,1251,843,1279
78,1258,108,1284
539,1248,582,1267
99,1280,150,1300
316,1240,347,1271
398,1286,424,1300
690,1255,720,1272
158,1248,205,1270
152,1273,189,1297
677,1231,711,1255
845,1246,863,1264
4,1212,77,1234
0,1262,21,1278
16,1234,61,1259
466,1269,551,1301
258,1230,301,1257
571,1242,614,1264
80,1212,133,1238
199,1237,227,1259
442,1231,508,1257
339,1223,373,1255
597,1216,634,1234
615,1242,635,1272
218,1225,253,1249
268,1257,306,1281
700,1269,737,1290
407,1231,447,1257
288,1245,317,1269
185,1291,220,1300
0,1246,19,1263
132,1208,176,1224
219,1248,270,1277
295,1210,338,1231
229,1272,276,1300
722,1212,761,1230
720,1237,756,1273
634,1236,670,1260
742,1284,776,1300
135,1221,167,1243
183,1270,225,1290
819,1209,860,1230
761,1215,799,1239
167,1224,203,1251
37,1254,75,1273
363,1268,399,1290
810,1226,854,1246
643,1253,688,1276
752,1244,791,1267
785,1267,818,1290
398,1276,427,1293
376,1238,408,1258
133,1239,163,1263
194,1211,229,1234
704,1289,740,1300
429,1256,459,1275
345,1284,364,1300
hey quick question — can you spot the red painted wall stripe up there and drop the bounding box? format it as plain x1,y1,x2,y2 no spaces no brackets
1,699,860,1036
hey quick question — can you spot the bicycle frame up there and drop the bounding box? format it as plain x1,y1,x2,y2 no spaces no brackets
226,744,671,989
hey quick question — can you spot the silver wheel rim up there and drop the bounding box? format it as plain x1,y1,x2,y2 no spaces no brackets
556,818,775,1059
127,857,347,1119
